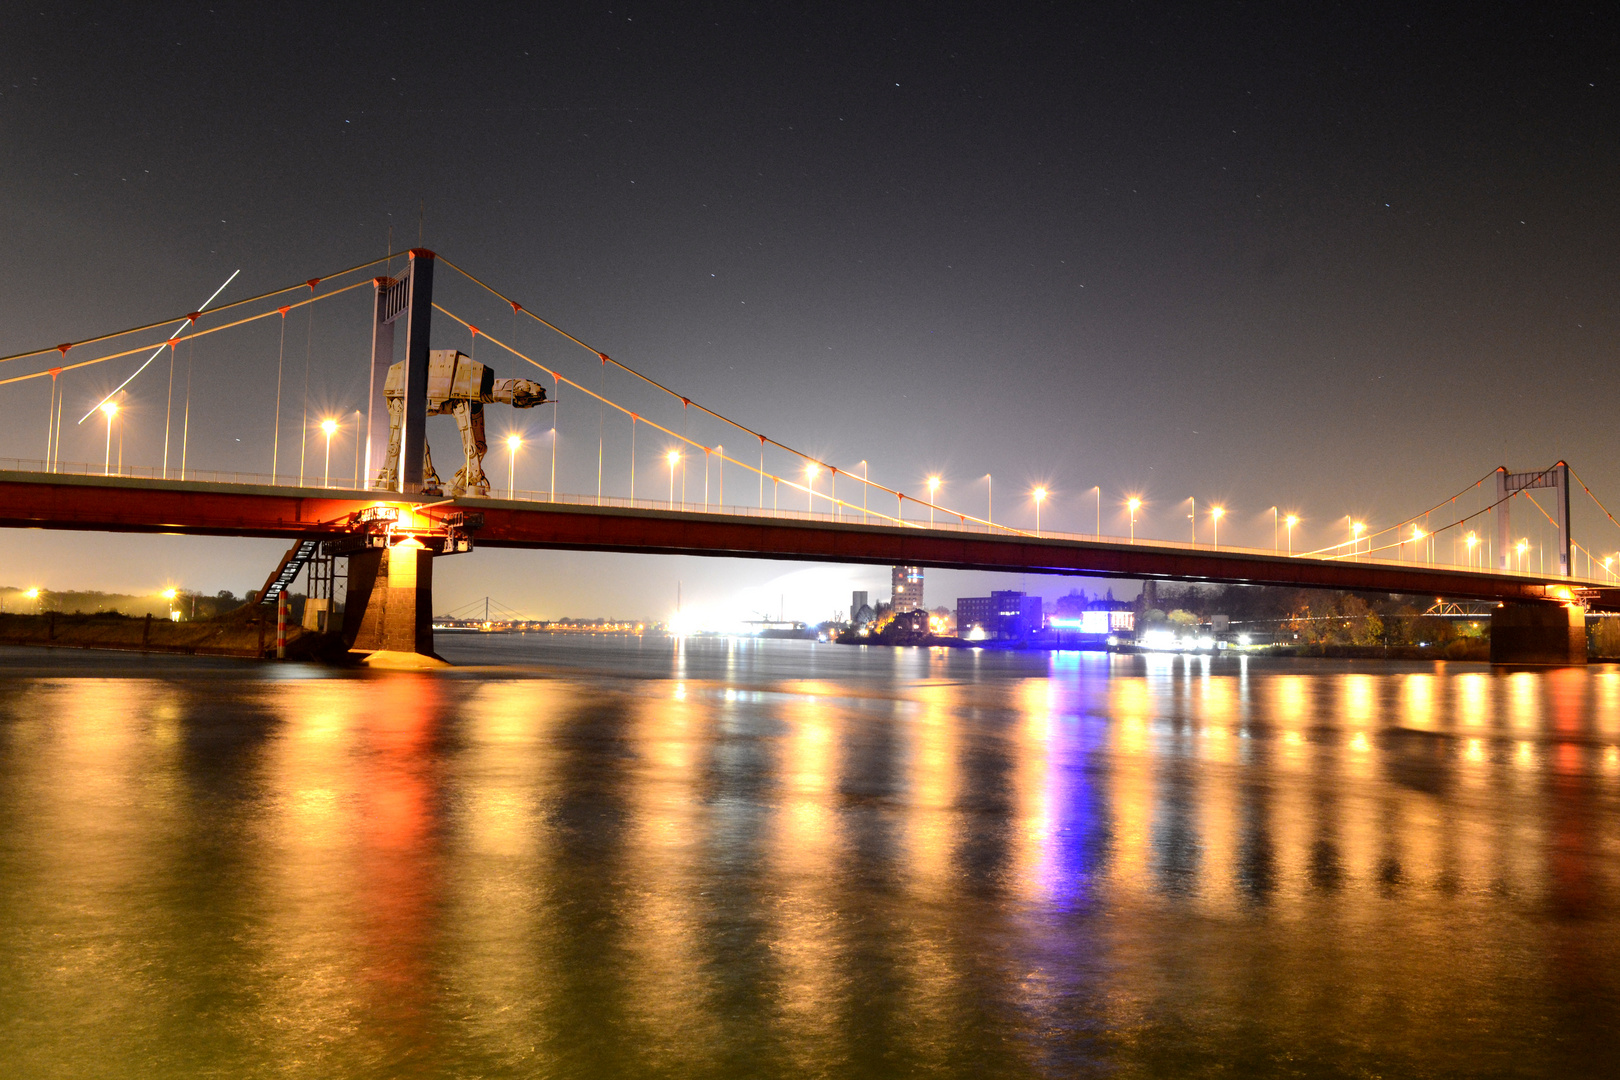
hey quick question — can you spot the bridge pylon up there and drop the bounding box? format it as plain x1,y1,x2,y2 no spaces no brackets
1490,601,1586,665
1496,463,1570,576
365,250,436,495
343,540,441,665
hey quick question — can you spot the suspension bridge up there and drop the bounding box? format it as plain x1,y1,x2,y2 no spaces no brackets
3,249,1615,664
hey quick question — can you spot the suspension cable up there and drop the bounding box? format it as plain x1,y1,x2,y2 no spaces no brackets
435,259,978,529
0,255,394,368
440,260,849,478
1302,469,1501,556
431,302,1018,534
1569,465,1620,540
0,280,370,389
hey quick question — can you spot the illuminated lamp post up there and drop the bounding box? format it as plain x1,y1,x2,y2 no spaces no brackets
320,418,338,488
984,473,993,529
100,400,118,476
859,460,868,521
668,450,681,509
1033,487,1047,537
1350,519,1365,560
1516,539,1528,572
1605,554,1615,581
1211,505,1224,551
1286,514,1299,556
1412,525,1427,564
1465,531,1478,568
927,476,940,525
1127,497,1141,543
506,434,521,499
806,463,819,512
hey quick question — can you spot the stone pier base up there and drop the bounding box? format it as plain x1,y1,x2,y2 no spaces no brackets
344,542,440,662
1490,602,1586,665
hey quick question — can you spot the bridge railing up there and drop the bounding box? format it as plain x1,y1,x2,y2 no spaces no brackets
5,457,1610,587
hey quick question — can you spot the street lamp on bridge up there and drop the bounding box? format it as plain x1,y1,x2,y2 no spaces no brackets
1286,514,1299,555
806,463,819,513
1033,487,1047,537
1127,496,1141,543
1211,505,1224,551
927,475,940,525
1466,531,1478,567
667,450,681,509
506,434,521,499
99,400,118,476
320,418,338,488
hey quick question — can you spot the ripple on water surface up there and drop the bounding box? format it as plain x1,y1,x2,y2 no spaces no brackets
0,639,1617,1078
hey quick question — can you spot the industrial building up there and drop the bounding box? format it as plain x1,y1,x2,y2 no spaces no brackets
956,590,1044,640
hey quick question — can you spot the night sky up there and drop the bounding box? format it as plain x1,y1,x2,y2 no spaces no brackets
1,3,1615,623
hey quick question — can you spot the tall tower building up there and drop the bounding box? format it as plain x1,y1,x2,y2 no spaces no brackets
891,565,924,612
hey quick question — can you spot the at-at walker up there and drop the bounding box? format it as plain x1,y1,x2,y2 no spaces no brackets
374,349,548,496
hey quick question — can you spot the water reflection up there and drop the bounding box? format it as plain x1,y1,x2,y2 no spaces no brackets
1,646,1619,1076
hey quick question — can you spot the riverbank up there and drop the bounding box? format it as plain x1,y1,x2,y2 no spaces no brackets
838,632,1497,662
0,611,336,659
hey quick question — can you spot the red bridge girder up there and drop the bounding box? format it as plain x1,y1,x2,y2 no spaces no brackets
0,471,1598,608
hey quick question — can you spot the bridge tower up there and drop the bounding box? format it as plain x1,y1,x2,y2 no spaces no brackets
1495,463,1570,576
365,250,436,494
350,250,444,663
1489,462,1584,664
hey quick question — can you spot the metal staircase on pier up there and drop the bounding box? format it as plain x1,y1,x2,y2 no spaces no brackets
256,539,320,604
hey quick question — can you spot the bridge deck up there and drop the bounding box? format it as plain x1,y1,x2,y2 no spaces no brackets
1,470,1608,608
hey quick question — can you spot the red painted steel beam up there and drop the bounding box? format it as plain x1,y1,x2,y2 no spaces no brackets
0,471,1583,606
0,474,383,539
465,501,1563,603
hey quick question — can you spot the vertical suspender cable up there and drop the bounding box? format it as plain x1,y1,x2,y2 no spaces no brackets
272,309,287,482
44,373,55,468
163,342,176,479
52,377,65,472
630,414,636,502
597,354,604,506
180,337,194,480
298,296,313,484
759,437,765,509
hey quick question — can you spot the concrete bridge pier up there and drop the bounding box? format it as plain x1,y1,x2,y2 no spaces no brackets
343,541,444,666
1490,602,1586,665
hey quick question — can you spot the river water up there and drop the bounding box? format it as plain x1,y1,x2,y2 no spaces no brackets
1,637,1616,1078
